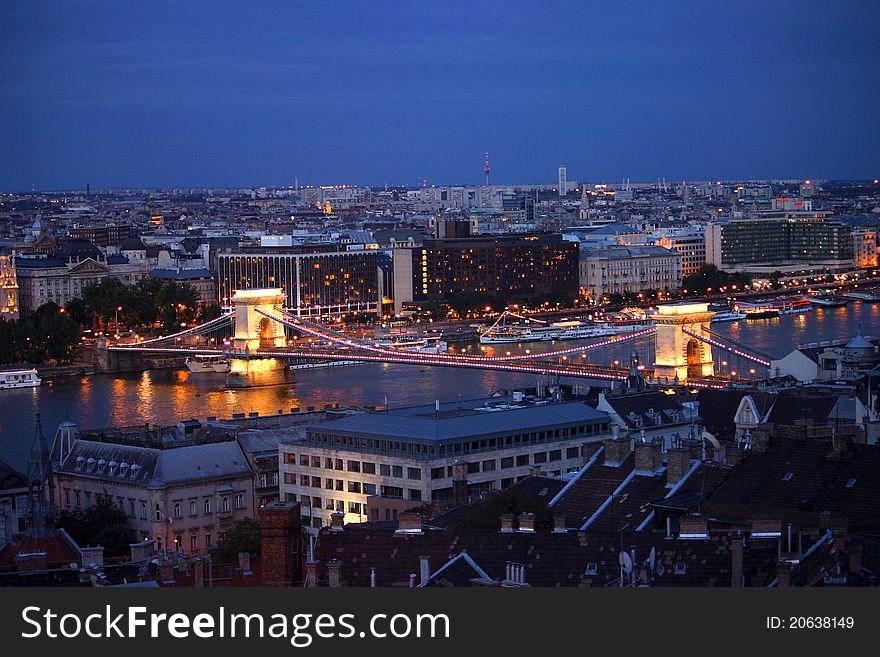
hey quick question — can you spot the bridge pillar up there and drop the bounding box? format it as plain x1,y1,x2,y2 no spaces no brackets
653,302,716,382
232,288,287,351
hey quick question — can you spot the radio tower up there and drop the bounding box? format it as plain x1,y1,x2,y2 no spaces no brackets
483,152,491,186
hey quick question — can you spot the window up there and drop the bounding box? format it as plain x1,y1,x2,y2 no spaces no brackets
283,472,295,484
482,460,496,472
501,457,514,469
64,489,70,506
392,465,403,478
534,452,547,464
362,462,376,474
299,454,309,466
549,450,562,462
173,503,181,518
409,488,422,501
141,501,147,519
407,467,422,480
234,493,244,509
190,535,198,551
155,503,162,521
363,483,376,495
311,476,321,488
348,502,362,515
380,464,391,476
285,453,297,464
189,500,197,516
516,455,529,466
348,481,361,494
325,478,334,490
259,473,267,488
299,474,310,486
204,498,211,514
311,456,321,468
325,457,334,469
205,533,212,548
312,496,321,508
271,472,278,486
335,479,344,491
381,485,403,499
129,500,135,518
431,467,445,479
347,460,361,472
566,447,580,459
222,497,230,513
674,562,687,575
585,563,598,576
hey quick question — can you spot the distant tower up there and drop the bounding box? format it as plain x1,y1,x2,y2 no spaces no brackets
558,165,567,196
26,412,56,537
483,152,492,186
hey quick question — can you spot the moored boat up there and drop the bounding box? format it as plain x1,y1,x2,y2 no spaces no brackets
0,368,41,389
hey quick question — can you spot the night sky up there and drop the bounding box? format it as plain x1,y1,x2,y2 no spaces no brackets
2,0,879,190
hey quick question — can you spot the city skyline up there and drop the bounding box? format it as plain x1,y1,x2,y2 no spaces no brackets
2,1,879,190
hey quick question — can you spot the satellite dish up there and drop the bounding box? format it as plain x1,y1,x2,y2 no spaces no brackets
638,567,649,585
655,563,665,576
648,546,656,571
619,551,633,574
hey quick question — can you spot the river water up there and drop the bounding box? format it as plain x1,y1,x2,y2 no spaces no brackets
1,301,877,473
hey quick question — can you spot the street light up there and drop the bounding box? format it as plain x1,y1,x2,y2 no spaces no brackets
115,306,122,338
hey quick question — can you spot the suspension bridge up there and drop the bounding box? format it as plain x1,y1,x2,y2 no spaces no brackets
107,290,775,389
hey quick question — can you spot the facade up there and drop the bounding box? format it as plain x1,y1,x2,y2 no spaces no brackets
392,234,579,312
579,245,682,300
50,423,255,555
852,228,878,269
217,248,383,315
278,396,611,530
655,228,707,277
14,254,149,312
706,215,854,273
0,254,19,319
68,224,133,248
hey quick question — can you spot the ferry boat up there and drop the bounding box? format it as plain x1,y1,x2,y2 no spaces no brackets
776,297,813,315
734,301,779,319
809,295,849,308
479,320,618,344
185,354,232,373
0,368,41,389
479,328,546,344
375,334,449,353
710,311,747,323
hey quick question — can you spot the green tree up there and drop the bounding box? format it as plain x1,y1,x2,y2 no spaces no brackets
209,518,261,564
57,497,135,557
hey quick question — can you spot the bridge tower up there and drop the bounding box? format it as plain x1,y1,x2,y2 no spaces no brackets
232,288,287,351
653,302,716,382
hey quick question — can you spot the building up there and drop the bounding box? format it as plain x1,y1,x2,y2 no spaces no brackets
852,228,878,269
216,248,384,315
150,268,217,305
0,253,19,319
558,165,567,196
392,234,578,312
654,228,707,278
14,241,149,312
278,396,611,530
705,215,854,275
578,245,682,300
770,335,880,383
596,390,703,450
50,422,255,555
68,224,133,248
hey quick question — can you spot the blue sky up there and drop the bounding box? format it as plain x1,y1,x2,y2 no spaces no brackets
1,0,878,190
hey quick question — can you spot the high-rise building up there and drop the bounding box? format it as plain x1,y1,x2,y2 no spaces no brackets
558,165,567,196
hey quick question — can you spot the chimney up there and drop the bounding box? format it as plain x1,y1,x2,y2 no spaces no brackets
327,559,342,588
730,535,743,587
396,511,423,534
238,551,252,576
80,546,105,569
634,440,662,473
666,447,691,486
848,544,863,575
604,436,632,466
776,560,791,588
517,512,536,533
679,515,709,539
370,566,377,588
129,539,156,562
751,427,771,454
409,573,417,587
193,557,206,588
15,552,47,573
305,560,319,588
419,555,431,586
553,513,567,533
158,558,176,584
329,512,345,531
499,513,515,533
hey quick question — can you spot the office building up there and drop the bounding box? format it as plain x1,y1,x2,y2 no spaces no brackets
579,245,682,300
655,228,707,278
391,234,579,312
558,165,567,196
278,396,611,529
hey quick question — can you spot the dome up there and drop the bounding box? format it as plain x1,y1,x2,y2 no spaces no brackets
846,334,874,350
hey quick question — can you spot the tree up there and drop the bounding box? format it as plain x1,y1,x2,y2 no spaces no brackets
681,264,752,295
57,497,135,557
210,518,261,564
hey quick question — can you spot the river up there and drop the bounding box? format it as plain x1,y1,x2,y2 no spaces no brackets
1,300,878,474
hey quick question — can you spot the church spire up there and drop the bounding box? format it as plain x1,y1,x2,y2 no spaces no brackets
26,412,56,537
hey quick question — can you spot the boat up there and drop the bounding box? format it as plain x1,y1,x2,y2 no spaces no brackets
289,360,364,370
479,329,545,344
0,368,41,389
775,297,813,315
841,291,880,302
809,295,849,308
185,354,232,373
734,302,779,319
375,334,449,353
710,311,747,323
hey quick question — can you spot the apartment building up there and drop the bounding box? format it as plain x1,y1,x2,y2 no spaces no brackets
579,245,682,300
